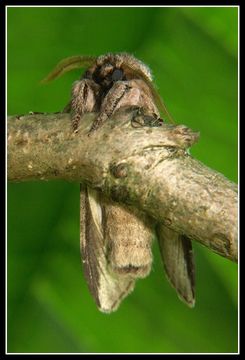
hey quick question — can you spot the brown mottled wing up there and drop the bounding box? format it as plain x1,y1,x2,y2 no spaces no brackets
156,224,195,307
80,186,135,313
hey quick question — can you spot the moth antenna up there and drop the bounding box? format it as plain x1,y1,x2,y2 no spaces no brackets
41,55,96,83
150,84,175,124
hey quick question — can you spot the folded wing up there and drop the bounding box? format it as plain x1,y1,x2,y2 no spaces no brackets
156,224,195,307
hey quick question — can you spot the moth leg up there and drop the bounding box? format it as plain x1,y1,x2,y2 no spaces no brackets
71,79,99,132
131,107,163,128
156,224,195,307
88,81,133,133
131,78,160,119
89,79,161,133
102,199,154,279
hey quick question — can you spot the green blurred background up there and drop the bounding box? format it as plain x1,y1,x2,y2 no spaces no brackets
7,6,238,354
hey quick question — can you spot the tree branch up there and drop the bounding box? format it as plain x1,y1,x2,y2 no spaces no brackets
7,110,238,262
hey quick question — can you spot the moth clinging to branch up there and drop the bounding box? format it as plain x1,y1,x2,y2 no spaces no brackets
42,52,195,313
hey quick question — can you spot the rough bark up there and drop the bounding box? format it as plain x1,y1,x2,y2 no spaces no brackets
7,110,238,262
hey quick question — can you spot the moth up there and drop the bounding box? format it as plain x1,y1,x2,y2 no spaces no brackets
43,53,195,312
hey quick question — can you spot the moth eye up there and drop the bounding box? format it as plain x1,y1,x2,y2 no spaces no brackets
111,68,124,81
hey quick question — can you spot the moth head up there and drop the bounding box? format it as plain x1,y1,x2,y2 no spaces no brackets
91,53,175,123
41,52,175,123
85,53,153,90
88,61,125,90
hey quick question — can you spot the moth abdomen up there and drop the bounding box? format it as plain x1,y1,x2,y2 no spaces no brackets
108,241,152,278
103,201,154,280
112,264,152,279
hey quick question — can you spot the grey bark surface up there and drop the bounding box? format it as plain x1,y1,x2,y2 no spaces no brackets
7,110,238,262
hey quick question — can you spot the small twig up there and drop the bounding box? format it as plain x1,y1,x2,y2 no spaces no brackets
7,110,238,262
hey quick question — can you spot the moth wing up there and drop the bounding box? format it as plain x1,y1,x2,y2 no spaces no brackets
80,186,135,313
41,55,96,83
156,224,195,307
